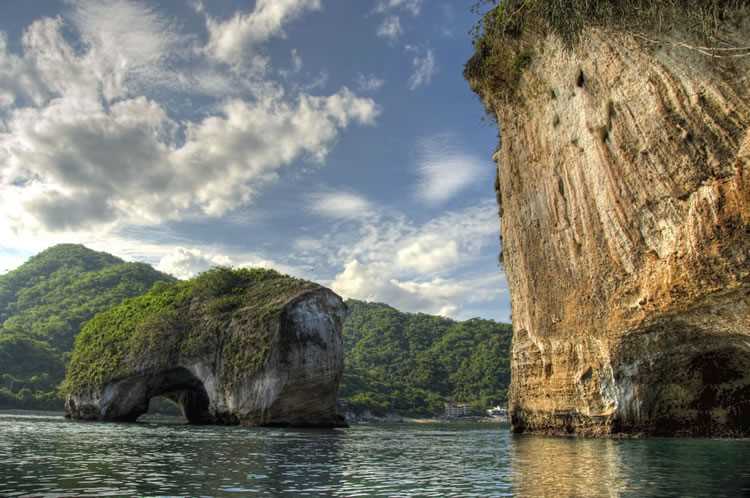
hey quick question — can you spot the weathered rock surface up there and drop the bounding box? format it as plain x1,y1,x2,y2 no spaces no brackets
471,21,750,435
64,269,347,427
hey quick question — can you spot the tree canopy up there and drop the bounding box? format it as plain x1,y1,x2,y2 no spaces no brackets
0,244,174,409
341,300,512,417
0,245,513,416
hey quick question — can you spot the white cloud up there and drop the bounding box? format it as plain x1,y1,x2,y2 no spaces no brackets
356,73,385,93
375,0,423,16
309,191,374,220
1,87,378,231
0,33,47,109
396,237,459,272
415,134,488,204
204,0,321,67
157,247,232,279
373,0,421,43
157,246,303,280
69,0,189,100
407,46,436,90
376,16,402,40
316,198,502,318
189,0,205,14
0,5,380,235
0,251,29,275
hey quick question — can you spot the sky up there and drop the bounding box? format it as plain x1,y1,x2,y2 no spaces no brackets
0,0,509,321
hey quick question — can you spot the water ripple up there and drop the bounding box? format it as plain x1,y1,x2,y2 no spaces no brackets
0,412,749,497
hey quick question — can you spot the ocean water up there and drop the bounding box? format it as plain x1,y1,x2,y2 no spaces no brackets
1,411,749,497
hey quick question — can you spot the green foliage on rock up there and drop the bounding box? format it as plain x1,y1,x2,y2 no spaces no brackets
62,267,319,396
0,244,174,409
466,0,749,107
340,300,512,417
1,245,514,418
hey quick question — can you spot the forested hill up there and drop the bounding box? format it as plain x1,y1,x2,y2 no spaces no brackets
0,244,174,409
341,300,511,417
0,245,511,415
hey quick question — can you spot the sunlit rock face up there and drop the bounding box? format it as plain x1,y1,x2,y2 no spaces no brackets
480,26,750,435
65,288,347,428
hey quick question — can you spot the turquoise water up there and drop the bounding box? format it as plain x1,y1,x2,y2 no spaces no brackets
1,411,749,497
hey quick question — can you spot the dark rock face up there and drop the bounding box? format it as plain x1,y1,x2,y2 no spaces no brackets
65,289,347,427
470,24,750,436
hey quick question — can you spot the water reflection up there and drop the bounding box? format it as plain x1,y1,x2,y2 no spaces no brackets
510,433,750,498
1,413,749,497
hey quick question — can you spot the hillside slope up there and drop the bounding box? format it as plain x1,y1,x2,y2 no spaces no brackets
341,299,512,417
0,244,174,409
0,246,512,415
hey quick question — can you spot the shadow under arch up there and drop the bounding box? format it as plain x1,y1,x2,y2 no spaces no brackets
103,367,213,424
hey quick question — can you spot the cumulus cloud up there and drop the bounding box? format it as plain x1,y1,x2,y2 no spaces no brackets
204,0,321,67
0,4,379,234
407,46,436,90
396,237,459,272
157,246,302,280
157,247,232,279
2,87,377,231
415,133,489,204
313,198,503,318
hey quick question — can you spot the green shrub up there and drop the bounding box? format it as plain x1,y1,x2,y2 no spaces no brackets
62,267,319,396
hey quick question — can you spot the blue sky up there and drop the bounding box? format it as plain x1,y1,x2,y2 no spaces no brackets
0,0,509,321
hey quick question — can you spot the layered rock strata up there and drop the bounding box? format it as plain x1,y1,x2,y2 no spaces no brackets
469,18,750,435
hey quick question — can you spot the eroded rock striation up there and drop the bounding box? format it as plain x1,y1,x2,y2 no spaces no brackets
63,268,347,427
467,2,750,436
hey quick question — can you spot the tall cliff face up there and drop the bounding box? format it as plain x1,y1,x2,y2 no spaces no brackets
468,9,750,435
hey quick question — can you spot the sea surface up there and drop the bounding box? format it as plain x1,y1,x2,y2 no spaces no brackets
1,411,749,497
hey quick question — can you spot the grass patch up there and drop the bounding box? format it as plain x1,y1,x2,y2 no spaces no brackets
61,267,320,396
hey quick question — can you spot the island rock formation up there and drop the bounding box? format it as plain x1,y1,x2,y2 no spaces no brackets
467,4,750,436
64,268,347,427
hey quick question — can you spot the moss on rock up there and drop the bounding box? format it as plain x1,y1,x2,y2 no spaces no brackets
62,267,319,397
466,0,749,110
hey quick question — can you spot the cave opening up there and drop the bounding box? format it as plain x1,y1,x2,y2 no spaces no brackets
133,367,213,424
615,325,750,436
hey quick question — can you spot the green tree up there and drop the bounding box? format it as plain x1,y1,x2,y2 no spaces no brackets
341,300,512,417
0,244,174,409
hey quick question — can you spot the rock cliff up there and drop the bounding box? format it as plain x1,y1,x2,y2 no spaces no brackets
467,2,750,436
63,268,347,427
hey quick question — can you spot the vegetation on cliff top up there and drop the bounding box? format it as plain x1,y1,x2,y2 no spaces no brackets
466,0,750,106
341,300,512,417
62,267,319,396
0,244,173,409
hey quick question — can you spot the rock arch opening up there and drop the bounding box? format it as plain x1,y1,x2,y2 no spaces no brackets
145,396,183,418
106,367,213,424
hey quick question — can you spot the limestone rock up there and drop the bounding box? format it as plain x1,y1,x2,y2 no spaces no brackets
469,17,750,435
64,269,347,427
